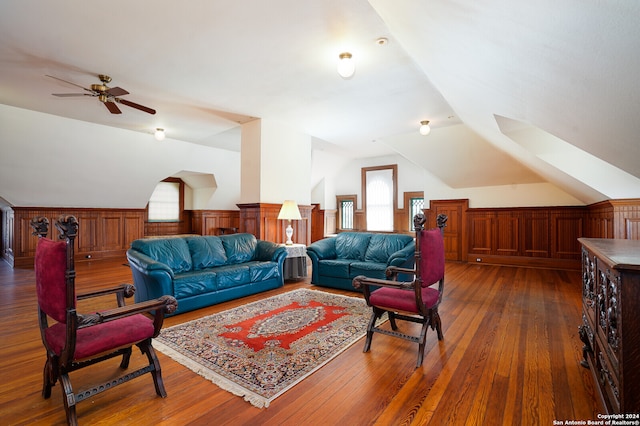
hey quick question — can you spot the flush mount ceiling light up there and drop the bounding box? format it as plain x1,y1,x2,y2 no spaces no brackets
419,120,431,136
154,128,165,141
337,52,355,79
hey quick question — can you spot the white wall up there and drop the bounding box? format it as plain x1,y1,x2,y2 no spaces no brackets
0,104,241,209
333,153,585,209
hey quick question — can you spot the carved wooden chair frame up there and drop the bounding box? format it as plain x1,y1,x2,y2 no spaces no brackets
31,215,177,426
353,213,447,368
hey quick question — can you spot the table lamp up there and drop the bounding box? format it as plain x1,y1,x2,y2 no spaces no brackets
277,200,302,245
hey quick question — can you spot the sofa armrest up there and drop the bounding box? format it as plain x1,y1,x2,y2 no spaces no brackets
255,240,287,263
306,237,337,261
387,240,416,267
126,249,175,302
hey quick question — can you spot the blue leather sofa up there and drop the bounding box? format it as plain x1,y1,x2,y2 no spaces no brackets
307,232,415,291
126,233,287,315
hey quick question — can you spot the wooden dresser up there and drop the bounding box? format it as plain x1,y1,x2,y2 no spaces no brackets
578,238,640,414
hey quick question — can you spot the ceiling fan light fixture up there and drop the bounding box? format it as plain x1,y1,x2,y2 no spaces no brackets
337,52,355,79
154,128,165,141
419,120,431,136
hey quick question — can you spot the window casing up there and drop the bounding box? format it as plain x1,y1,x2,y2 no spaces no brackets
336,195,357,230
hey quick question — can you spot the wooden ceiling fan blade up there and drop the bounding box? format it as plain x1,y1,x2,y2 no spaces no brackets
104,101,122,114
52,93,92,97
116,98,156,115
46,75,92,93
107,87,129,97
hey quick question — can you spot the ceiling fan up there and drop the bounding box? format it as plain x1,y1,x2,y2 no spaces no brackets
46,74,156,115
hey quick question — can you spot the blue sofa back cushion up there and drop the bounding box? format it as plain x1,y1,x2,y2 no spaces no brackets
130,237,193,274
185,236,227,270
335,233,372,261
219,233,257,265
364,234,413,263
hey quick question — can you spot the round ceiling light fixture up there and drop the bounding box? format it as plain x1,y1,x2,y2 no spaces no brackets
154,128,166,141
337,52,355,79
419,120,431,136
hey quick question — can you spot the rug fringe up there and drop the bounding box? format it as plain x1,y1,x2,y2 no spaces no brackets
153,339,270,408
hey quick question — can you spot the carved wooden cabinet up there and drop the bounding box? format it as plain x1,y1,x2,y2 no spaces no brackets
578,238,640,414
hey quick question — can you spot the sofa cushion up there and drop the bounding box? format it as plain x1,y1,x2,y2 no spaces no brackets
364,234,413,264
130,238,192,274
185,236,227,270
350,261,387,279
215,264,251,289
317,259,352,278
219,233,257,265
173,270,218,298
246,260,281,282
335,233,372,261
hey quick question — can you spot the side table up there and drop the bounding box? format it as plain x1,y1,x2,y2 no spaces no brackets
281,243,307,281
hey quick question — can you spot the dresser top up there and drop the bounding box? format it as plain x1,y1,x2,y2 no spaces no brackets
579,238,640,271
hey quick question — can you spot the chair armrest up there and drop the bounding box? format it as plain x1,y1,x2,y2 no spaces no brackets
352,275,413,291
77,283,136,307
386,266,415,280
78,295,178,336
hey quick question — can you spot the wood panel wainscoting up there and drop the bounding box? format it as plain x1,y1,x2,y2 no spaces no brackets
4,208,241,268
237,203,313,246
8,207,146,268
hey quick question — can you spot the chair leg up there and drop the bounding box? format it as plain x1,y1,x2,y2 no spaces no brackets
119,346,133,369
431,308,443,340
59,372,78,426
416,320,430,368
388,311,398,330
42,355,56,399
139,341,167,398
363,311,378,353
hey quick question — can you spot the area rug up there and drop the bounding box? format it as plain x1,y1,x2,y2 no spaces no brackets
153,288,379,408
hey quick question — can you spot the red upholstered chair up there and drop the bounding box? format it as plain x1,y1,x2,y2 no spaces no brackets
31,216,178,426
353,213,447,368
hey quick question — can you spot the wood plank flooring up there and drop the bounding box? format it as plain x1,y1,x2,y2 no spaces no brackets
0,258,600,425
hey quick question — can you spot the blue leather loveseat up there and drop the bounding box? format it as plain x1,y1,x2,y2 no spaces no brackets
307,232,415,291
126,233,287,315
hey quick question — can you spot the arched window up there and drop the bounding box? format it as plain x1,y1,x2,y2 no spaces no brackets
147,179,182,222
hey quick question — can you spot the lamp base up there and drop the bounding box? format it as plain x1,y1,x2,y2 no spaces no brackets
285,223,294,245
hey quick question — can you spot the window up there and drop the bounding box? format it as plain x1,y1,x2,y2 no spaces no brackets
409,197,424,229
336,195,357,230
362,165,397,232
341,199,354,229
148,181,180,221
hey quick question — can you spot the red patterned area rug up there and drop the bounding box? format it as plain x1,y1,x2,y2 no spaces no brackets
154,289,379,408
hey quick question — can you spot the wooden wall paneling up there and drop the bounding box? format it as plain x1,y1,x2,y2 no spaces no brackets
522,209,550,257
325,211,337,236
123,214,144,246
468,213,493,257
191,210,240,235
495,211,520,256
10,207,145,267
610,199,640,239
551,209,585,259
586,201,614,238
100,214,123,252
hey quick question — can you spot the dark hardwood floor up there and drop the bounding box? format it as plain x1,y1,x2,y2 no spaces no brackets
0,258,600,425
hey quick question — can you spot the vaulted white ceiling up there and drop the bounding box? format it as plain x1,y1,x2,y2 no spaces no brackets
1,0,639,205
